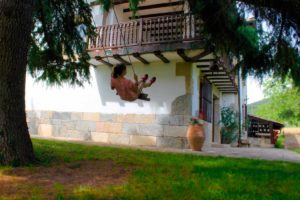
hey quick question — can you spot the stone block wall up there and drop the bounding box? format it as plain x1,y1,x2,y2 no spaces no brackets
27,110,193,149
248,137,273,148
284,128,300,149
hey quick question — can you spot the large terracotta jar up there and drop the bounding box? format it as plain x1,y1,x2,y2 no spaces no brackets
187,124,205,151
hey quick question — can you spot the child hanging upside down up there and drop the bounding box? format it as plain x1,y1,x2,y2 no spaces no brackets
111,63,156,102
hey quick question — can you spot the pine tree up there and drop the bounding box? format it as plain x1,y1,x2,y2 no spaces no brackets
0,0,36,166
187,0,300,85
0,0,95,165
29,0,95,86
120,0,300,85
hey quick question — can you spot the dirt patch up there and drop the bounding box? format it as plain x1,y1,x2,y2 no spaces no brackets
0,160,132,199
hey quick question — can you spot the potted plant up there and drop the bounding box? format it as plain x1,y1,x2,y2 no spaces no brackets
186,117,205,151
220,107,238,144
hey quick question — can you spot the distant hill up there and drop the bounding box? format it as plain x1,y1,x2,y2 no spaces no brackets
247,98,270,115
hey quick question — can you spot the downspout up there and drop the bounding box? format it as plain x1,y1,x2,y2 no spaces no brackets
238,64,243,146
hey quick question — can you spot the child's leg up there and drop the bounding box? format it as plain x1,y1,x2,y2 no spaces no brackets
136,83,148,96
137,77,156,94
138,82,151,91
139,77,156,89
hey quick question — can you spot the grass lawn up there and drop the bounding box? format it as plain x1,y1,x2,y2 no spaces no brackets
1,139,300,200
290,148,300,154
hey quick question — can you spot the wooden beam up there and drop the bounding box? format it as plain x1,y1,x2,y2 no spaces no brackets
192,51,211,61
196,59,215,63
112,0,128,5
220,88,236,90
219,89,238,92
216,86,236,88
207,77,231,80
218,85,236,88
94,56,113,67
201,71,226,77
209,80,232,83
177,49,192,62
113,54,131,65
214,82,232,85
215,84,233,86
219,89,237,91
206,75,230,79
123,1,184,12
88,42,205,58
214,82,234,87
129,11,184,20
154,51,170,63
200,70,226,74
203,73,227,77
219,90,237,93
221,91,238,94
91,0,128,6
132,53,150,64
207,78,231,81
197,65,210,69
219,86,238,90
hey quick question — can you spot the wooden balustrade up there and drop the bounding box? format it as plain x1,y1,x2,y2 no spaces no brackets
88,13,203,50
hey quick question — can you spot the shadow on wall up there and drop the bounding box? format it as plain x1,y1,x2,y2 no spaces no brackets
94,65,126,107
93,62,186,111
171,94,192,115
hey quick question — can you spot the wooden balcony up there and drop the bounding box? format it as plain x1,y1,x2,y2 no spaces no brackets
88,13,204,55
88,13,238,92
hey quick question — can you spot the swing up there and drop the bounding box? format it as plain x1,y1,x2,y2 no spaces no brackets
95,6,152,102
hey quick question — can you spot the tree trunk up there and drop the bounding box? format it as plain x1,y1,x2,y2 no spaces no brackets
0,0,35,165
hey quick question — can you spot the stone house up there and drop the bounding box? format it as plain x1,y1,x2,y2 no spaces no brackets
26,0,247,148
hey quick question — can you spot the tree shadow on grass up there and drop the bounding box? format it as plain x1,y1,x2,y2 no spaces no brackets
0,160,133,199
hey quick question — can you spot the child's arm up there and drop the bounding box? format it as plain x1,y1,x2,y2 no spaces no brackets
110,79,115,90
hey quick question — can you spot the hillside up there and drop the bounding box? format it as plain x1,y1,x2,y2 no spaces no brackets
247,98,270,115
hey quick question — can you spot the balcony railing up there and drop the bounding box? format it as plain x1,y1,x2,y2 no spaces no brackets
88,13,203,50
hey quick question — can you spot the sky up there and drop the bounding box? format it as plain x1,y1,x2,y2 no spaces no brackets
247,76,265,104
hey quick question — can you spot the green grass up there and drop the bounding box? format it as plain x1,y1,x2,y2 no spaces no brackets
1,138,300,199
290,148,300,154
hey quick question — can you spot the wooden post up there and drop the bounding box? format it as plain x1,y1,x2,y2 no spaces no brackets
270,122,274,144
138,18,143,45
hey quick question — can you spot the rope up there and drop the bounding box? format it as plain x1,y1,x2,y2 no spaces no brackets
112,5,136,75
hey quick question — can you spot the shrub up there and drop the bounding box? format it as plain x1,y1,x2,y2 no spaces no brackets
275,133,285,148
220,107,238,144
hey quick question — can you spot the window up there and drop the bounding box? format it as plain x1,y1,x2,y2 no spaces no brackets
200,78,212,122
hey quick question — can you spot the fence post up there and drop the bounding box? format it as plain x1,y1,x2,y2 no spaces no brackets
138,18,143,45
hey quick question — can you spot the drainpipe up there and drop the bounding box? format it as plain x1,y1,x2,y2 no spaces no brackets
238,65,243,145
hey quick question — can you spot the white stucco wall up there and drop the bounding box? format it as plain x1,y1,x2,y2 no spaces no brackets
26,61,186,114
91,5,104,26
221,93,238,110
90,0,186,25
